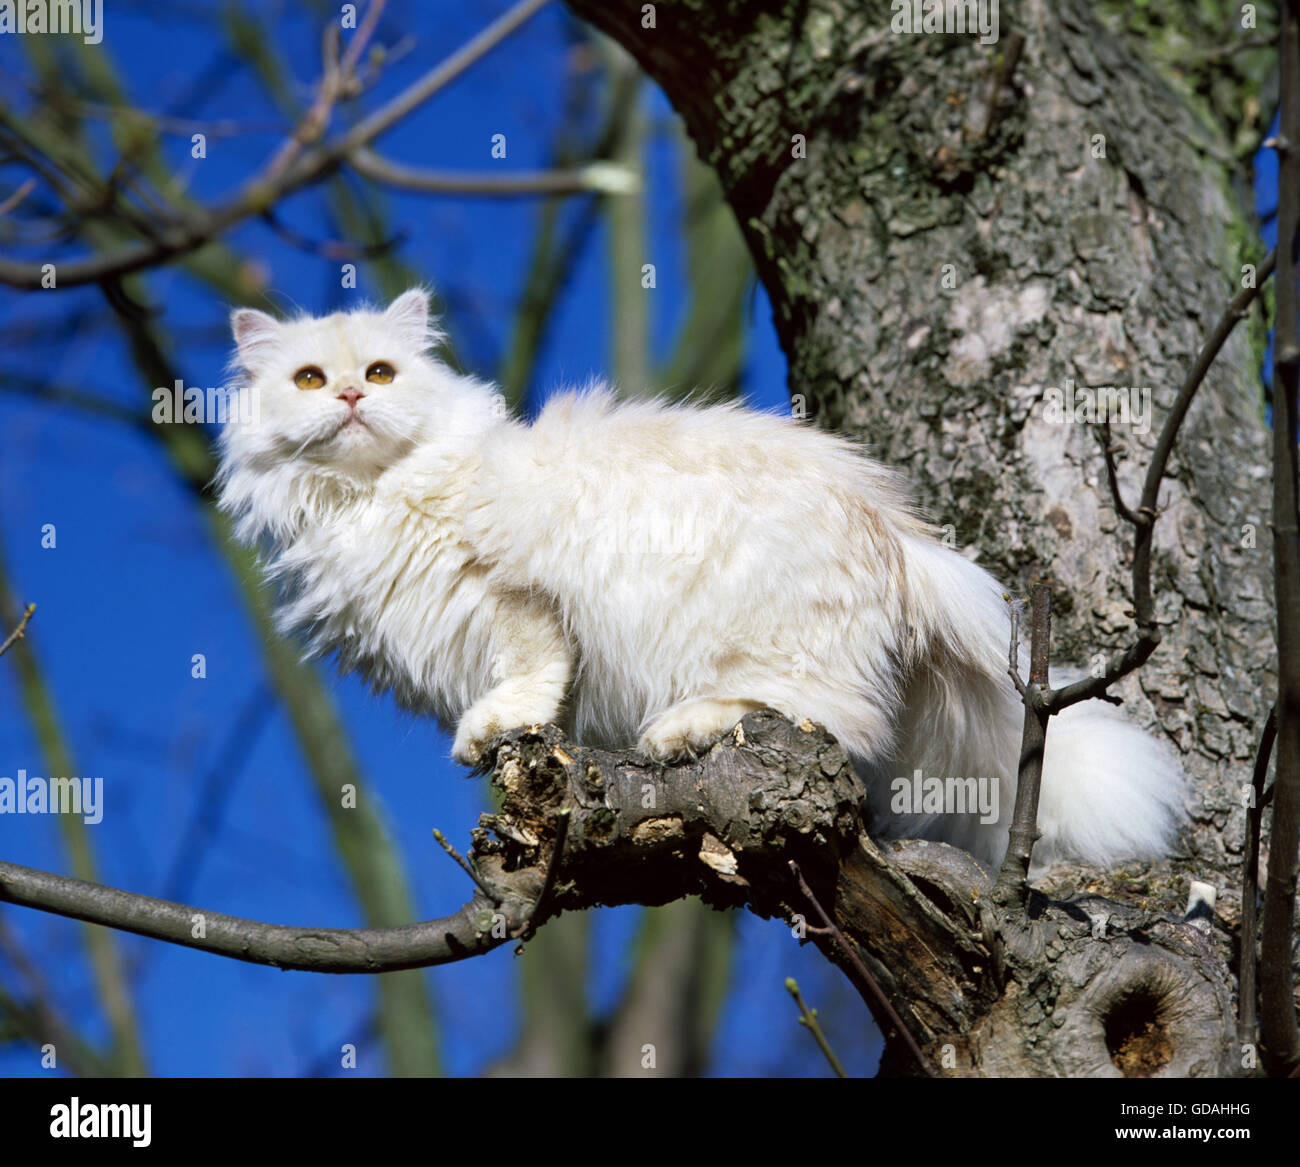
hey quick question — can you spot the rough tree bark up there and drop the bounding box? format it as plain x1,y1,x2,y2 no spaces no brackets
466,717,1236,1077
553,0,1286,1074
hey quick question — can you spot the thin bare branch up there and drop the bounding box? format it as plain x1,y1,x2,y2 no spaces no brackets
432,828,502,903
0,602,34,658
1095,418,1140,526
340,0,553,150
1238,703,1277,1047
993,583,1051,904
0,858,522,973
0,178,36,217
260,0,386,185
788,859,936,1077
350,147,638,196
258,208,405,260
0,0,554,289
1005,592,1029,697
785,977,848,1078
1045,247,1276,715
1260,0,1300,1077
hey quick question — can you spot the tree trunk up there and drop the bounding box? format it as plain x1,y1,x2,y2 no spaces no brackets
564,0,1282,1074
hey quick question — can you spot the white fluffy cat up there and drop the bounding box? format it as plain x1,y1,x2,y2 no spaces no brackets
216,289,1184,874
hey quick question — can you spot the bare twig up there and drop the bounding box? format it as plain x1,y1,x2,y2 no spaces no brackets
0,0,555,289
1096,418,1140,526
0,178,36,217
788,859,936,1077
1005,592,1029,697
1238,703,1277,1048
432,828,501,904
1046,247,1277,715
994,583,1051,903
260,0,386,184
0,602,35,658
258,209,405,261
340,0,553,150
350,148,638,197
785,977,848,1078
1260,0,1300,1078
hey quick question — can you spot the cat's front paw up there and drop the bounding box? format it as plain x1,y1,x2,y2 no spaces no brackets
453,695,555,767
452,705,510,767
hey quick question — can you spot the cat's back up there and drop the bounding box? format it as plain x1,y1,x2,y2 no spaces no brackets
525,386,829,472
494,386,897,502
466,386,929,599
473,388,830,555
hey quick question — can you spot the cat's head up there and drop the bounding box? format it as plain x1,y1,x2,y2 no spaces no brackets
222,288,446,486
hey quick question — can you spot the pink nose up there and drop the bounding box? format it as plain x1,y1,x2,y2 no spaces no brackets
337,387,364,408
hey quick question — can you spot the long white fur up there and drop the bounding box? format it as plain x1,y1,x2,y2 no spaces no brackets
216,290,1185,875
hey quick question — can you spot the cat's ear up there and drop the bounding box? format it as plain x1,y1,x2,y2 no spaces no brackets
230,307,281,372
383,288,436,351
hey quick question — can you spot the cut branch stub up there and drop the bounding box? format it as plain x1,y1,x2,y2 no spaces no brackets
470,712,867,922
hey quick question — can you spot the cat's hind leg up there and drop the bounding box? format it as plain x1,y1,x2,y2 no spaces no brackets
638,697,767,761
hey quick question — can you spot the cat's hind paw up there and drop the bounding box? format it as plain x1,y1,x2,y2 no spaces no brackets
638,698,766,762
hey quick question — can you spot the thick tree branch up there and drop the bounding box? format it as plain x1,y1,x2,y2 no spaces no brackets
0,714,862,973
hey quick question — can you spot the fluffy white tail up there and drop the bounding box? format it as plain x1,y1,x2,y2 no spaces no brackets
1032,678,1185,872
871,537,1185,875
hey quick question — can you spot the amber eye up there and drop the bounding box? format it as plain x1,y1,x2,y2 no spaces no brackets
365,361,395,385
293,366,326,390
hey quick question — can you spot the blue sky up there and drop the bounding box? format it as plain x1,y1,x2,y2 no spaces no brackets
0,0,883,1077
